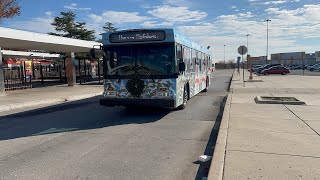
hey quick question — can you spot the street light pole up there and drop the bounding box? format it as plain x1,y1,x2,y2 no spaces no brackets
246,34,253,80
246,34,250,54
224,45,226,69
265,19,271,65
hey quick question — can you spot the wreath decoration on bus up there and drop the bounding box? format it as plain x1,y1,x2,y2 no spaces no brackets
126,75,145,97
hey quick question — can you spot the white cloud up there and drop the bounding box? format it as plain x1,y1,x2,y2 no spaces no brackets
239,12,254,18
148,5,207,22
87,11,151,36
175,3,320,62
141,21,173,27
249,0,301,5
64,3,91,11
163,0,191,6
264,1,287,5
45,11,54,16
265,4,320,26
6,17,55,34
89,11,150,24
231,6,237,9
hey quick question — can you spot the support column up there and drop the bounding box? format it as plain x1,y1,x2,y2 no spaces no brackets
65,52,77,86
0,47,5,94
97,59,100,83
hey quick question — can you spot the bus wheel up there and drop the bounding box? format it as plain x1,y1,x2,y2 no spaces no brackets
202,78,209,92
178,87,188,110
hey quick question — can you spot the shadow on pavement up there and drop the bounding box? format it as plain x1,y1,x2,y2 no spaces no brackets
194,95,227,180
0,97,170,141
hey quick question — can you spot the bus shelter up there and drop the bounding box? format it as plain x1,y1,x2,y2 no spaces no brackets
2,51,103,91
0,27,102,94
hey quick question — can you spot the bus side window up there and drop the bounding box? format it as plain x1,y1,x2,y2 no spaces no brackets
196,51,200,73
176,44,183,63
203,54,208,70
183,47,191,73
191,49,196,72
200,52,203,72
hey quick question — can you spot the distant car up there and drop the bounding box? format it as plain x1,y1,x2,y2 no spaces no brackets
248,65,262,72
261,66,290,75
289,65,301,70
256,64,282,74
307,64,320,71
301,65,307,70
309,64,320,71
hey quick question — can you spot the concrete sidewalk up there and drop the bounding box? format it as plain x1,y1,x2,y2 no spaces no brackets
209,70,320,180
0,84,103,114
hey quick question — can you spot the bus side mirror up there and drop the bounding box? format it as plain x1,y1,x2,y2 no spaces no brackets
179,62,186,72
90,48,96,59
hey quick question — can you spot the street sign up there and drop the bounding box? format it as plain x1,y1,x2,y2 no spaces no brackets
238,46,247,55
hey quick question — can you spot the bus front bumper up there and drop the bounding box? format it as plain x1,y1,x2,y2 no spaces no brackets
100,98,175,108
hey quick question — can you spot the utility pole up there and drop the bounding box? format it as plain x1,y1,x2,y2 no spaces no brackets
265,19,271,65
246,34,252,80
302,52,305,76
224,45,226,69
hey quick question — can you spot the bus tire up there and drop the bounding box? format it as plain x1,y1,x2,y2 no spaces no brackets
202,78,209,92
178,87,188,110
203,77,209,92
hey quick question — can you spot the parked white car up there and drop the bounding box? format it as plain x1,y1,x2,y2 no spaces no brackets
309,64,320,71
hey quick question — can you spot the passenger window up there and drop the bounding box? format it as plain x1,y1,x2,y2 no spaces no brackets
191,49,196,72
199,53,201,70
184,47,192,73
176,44,183,63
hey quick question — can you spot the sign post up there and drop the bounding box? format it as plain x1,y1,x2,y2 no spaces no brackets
237,57,241,75
238,46,247,87
302,52,305,76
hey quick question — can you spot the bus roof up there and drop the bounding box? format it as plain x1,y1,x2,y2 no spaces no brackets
102,28,210,55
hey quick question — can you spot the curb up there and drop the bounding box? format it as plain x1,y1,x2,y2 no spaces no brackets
0,91,103,113
207,71,234,180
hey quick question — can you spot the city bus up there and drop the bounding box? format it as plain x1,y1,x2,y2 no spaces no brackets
92,29,213,109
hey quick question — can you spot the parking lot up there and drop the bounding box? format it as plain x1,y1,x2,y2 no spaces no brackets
289,69,320,76
254,69,320,76
249,65,320,76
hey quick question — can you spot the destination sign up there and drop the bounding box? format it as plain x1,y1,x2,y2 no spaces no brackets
109,30,166,43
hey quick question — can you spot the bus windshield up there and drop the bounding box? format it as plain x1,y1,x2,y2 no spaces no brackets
104,43,175,76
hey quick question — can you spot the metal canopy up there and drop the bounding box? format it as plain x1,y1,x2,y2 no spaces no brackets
0,27,101,53
2,50,61,60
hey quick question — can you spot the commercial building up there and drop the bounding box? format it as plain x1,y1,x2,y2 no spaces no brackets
249,51,319,66
248,55,267,65
316,51,320,62
270,52,317,65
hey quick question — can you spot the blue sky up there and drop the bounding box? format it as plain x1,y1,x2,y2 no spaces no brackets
2,0,320,61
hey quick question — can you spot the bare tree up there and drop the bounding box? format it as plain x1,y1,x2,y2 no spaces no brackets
0,0,21,22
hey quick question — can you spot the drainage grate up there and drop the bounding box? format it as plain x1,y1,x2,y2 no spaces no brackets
254,96,306,105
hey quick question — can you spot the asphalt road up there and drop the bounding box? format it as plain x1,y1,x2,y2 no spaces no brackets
0,70,233,180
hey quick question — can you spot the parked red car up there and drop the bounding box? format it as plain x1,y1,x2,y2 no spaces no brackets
261,66,290,75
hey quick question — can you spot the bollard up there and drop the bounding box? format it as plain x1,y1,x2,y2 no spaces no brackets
249,63,253,80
